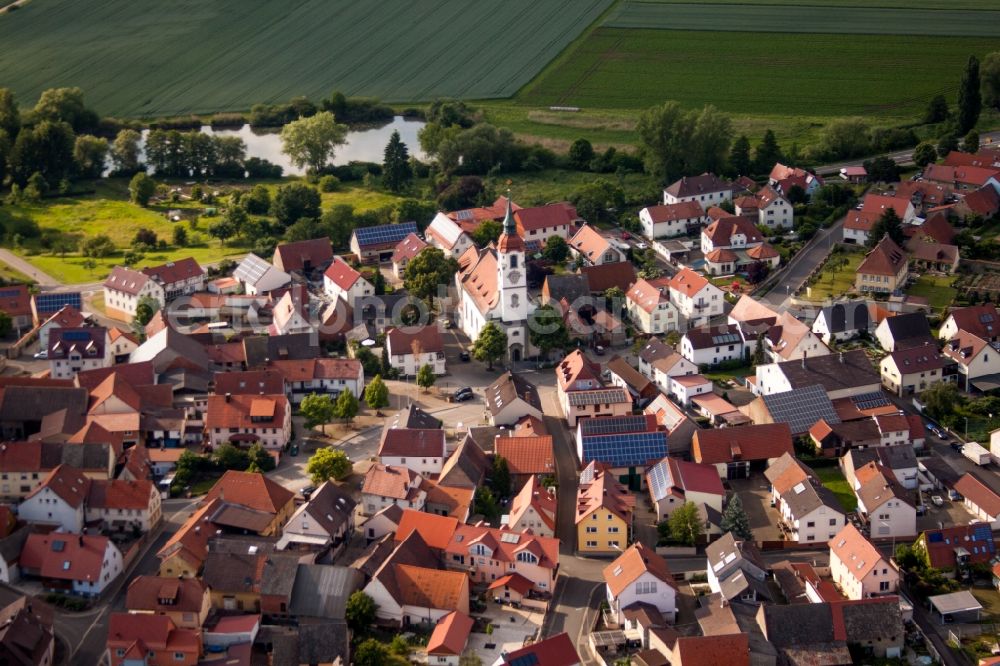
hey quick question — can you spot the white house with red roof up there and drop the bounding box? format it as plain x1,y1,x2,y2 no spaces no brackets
323,256,374,308
504,476,557,538
426,611,473,666
106,612,201,666
646,456,725,525
568,224,624,266
385,326,446,376
140,257,205,300
843,194,917,245
829,523,898,600
626,278,679,335
103,266,165,321
514,202,578,243
426,213,475,259
0,284,34,333
391,232,428,279
48,326,110,379
272,237,333,275
769,163,824,198
663,173,733,207
496,633,580,666
204,393,291,451
37,305,90,351
362,463,427,515
271,357,364,402
443,521,560,593
377,428,447,476
668,268,724,327
639,201,707,239
20,532,123,596
603,542,677,624
700,214,765,255
86,479,162,533
17,465,91,532
742,186,793,229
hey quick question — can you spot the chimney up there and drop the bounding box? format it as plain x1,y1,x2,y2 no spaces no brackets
78,536,83,547
801,350,807,368
225,393,231,402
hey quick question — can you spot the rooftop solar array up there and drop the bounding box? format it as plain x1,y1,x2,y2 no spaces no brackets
711,332,742,345
508,655,538,666
853,391,892,411
981,313,995,324
975,524,995,552
61,330,93,341
353,221,418,248
0,288,21,299
234,254,272,284
646,458,675,501
35,292,82,312
581,431,668,468
579,415,651,436
761,385,840,434
566,388,629,407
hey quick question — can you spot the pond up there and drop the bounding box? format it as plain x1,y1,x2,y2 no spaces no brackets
129,116,426,177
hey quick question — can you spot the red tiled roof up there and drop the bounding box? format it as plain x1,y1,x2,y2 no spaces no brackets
395,509,458,551
945,304,1000,340
579,262,637,293
668,268,711,298
272,238,332,272
27,464,90,508
858,236,906,277
87,479,154,511
674,634,750,666
204,393,288,430
203,470,294,515
702,215,763,247
643,201,705,223
0,283,32,317
394,563,468,610
141,257,204,286
378,428,446,458
628,279,671,314
604,542,677,597
126,576,208,614
103,266,151,296
386,326,443,355
213,369,286,395
963,186,1000,217
955,473,1000,517
924,163,1000,188
569,225,613,262
21,533,112,582
919,524,996,569
576,461,635,523
829,523,885,580
391,233,428,264
514,202,576,232
501,633,580,666
495,436,555,476
363,464,423,502
692,423,793,464
556,349,602,392
427,610,474,656
665,173,732,199
323,257,363,291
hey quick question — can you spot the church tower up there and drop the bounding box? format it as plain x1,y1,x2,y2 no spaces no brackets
497,195,528,324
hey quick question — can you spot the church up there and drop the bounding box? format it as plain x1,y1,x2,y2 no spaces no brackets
455,198,534,363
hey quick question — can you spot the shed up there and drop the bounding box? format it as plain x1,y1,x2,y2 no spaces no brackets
928,590,982,624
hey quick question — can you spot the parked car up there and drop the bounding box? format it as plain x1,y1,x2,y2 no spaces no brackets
594,345,605,355
948,489,963,501
459,351,470,362
931,495,944,507
300,485,316,500
289,444,299,457
950,441,963,451
443,319,454,329
635,242,648,250
453,387,474,402
33,350,47,360
620,231,631,240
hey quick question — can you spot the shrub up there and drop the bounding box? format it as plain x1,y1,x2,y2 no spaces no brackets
319,175,341,192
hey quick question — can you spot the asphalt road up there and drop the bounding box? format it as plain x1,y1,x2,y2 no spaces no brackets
814,131,1000,177
758,215,845,310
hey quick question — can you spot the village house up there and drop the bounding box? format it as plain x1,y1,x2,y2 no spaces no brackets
914,523,996,575
20,533,123,597
605,355,659,405
391,232,428,279
102,266,166,321
692,423,794,480
47,327,109,380
954,473,1000,528
646,456,725,529
426,213,474,258
603,542,678,625
37,305,90,352
504,476,556,538
498,633,580,666
86,479,162,533
568,225,625,266
426,611,474,666
350,221,419,263
769,163,824,198
495,433,555,487
576,461,635,555
923,163,1000,192
323,257,374,308
663,173,733,207
668,268,725,327
576,414,668,490
555,350,630,427
377,427,447,477
361,463,427,515
875,312,935,353
700,214,765,255
105,612,201,666
754,348,881,399
939,303,1000,343
856,236,909,294
843,194,916,245
854,462,916,539
272,237,333,275
271,357,364,403
204,393,291,451
125,576,212,630
942,330,1000,392
880,343,945,396
706,533,771,604
680,324,746,367
514,202,578,242
842,445,919,491
385,326,446,376
141,257,206,301
276,480,356,557
829,523,899,600
639,201,707,238
485,371,543,426
0,284,33,334
233,253,291,296
765,453,845,543
736,186,793,229
626,278,679,335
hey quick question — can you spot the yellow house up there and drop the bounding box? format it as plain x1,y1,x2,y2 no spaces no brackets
855,236,908,295
576,461,635,554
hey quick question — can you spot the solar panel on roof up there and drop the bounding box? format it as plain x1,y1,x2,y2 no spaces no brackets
647,459,675,501
235,255,271,283
711,332,742,345
567,389,629,406
853,391,892,411
34,292,82,311
981,313,995,324
974,524,995,551
762,386,839,434
353,221,418,247
581,431,668,468
579,415,649,436
0,289,21,299
508,655,539,666
456,210,474,220
61,330,92,341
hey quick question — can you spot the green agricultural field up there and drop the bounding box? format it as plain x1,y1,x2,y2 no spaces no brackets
0,0,613,117
605,3,1000,36
630,0,1000,10
517,29,1000,117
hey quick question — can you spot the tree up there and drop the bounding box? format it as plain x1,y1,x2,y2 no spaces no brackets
364,375,390,410
271,182,321,227
246,443,275,473
867,208,905,247
863,155,900,184
922,380,960,423
957,55,982,135
24,172,48,201
354,639,407,666
301,393,335,434
73,135,108,179
753,129,782,174
491,456,512,499
924,94,950,124
333,388,359,424
636,101,732,182
816,118,871,160
244,184,271,215
345,591,377,633
667,502,703,546
129,172,156,207
542,235,569,263
474,486,500,521
472,219,503,247
223,204,249,239
528,304,571,358
0,311,12,338
306,447,352,483
569,138,595,170
213,442,251,470
403,247,458,303
382,130,413,192
207,218,235,247
729,134,751,176
472,321,507,370
720,494,753,540
9,120,75,187
0,89,19,139
32,87,98,132
983,51,1000,111
571,179,625,226
280,111,347,173
133,296,160,328
81,234,115,258
962,130,980,154
751,331,767,366
937,133,959,156
172,225,188,247
133,228,158,248
416,363,436,392
913,143,937,168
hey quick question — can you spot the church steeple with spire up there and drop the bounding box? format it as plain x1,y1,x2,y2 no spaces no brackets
496,190,527,324
497,193,525,253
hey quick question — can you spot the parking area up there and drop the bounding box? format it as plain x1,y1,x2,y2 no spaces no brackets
916,490,977,532
467,603,544,665
729,476,783,541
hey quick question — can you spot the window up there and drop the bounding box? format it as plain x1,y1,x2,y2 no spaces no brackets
510,255,518,269
806,521,815,528
635,581,657,594
879,580,890,591
829,518,838,526
609,540,620,548
586,526,597,533
608,526,620,533
586,540,598,548
174,652,186,661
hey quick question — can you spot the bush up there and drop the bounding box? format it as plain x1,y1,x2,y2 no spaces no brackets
210,113,247,128
319,175,341,192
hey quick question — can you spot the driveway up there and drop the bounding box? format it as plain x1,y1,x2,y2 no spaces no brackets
759,216,845,310
729,476,783,541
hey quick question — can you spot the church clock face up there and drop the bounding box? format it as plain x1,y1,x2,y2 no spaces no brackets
508,270,522,284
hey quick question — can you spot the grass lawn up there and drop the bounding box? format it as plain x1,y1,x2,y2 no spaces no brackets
971,588,1000,620
0,262,33,285
24,244,248,285
907,274,958,312
810,464,858,512
703,364,754,384
187,475,221,497
641,0,1000,7
802,251,865,302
